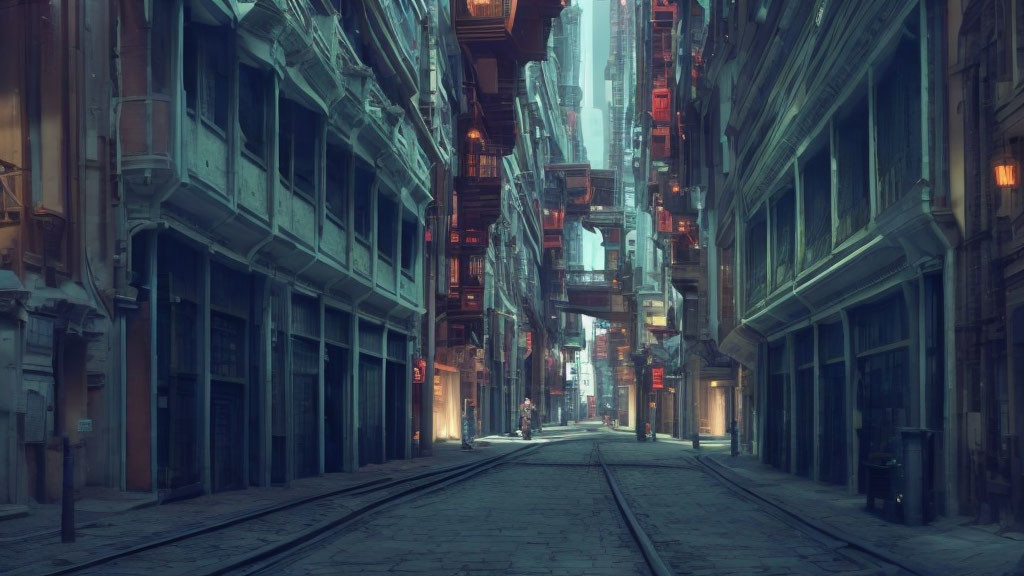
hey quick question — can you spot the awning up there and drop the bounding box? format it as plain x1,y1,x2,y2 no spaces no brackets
719,324,764,369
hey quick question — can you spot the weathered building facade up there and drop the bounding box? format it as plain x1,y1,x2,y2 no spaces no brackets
690,0,962,523
0,0,116,505
949,0,1024,526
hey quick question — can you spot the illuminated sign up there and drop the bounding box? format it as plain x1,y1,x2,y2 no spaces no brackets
652,367,664,390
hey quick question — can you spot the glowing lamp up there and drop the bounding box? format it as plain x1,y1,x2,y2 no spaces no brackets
467,128,482,140
993,151,1019,189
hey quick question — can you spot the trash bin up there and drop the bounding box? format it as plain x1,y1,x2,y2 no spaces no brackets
898,428,935,526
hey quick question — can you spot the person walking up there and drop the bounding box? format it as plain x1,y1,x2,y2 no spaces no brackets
519,397,534,440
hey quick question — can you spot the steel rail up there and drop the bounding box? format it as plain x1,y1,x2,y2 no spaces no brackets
596,443,676,576
227,442,550,576
28,447,536,576
694,454,926,576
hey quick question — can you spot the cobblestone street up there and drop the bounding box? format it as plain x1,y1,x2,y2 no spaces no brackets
1,429,1021,575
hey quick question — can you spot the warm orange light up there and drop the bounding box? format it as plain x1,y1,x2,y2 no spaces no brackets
467,128,482,140
993,154,1019,188
671,184,681,193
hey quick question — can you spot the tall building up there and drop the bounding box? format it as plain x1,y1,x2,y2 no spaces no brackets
681,0,977,524
0,0,456,504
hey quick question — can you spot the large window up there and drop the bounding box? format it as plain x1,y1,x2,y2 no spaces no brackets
802,146,831,268
183,24,230,131
278,98,319,199
771,188,795,288
238,64,267,160
325,143,350,223
377,195,397,263
354,160,374,240
875,14,922,211
745,209,767,308
467,255,485,286
401,218,417,273
836,99,870,243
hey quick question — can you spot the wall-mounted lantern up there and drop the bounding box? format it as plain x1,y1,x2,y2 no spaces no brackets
992,149,1019,189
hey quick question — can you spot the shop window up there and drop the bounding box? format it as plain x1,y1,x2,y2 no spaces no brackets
291,294,320,339
325,308,352,346
449,257,460,287
377,195,397,263
467,255,484,286
211,313,245,380
875,13,922,211
354,160,374,241
238,64,267,161
802,145,831,267
745,208,767,307
836,98,870,243
771,188,795,288
401,218,417,273
326,143,350,223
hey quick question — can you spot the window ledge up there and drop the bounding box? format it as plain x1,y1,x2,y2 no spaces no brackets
241,148,267,170
199,116,228,140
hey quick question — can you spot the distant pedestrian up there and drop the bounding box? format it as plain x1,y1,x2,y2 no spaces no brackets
520,397,534,440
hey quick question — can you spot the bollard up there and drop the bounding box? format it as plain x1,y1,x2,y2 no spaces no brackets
692,431,700,450
61,436,74,543
730,420,739,457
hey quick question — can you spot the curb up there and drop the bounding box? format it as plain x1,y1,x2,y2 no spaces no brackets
696,454,936,576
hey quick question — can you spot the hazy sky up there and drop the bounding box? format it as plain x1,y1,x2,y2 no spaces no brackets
575,0,609,381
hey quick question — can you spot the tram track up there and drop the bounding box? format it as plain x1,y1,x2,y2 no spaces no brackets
237,437,673,576
694,454,924,576
27,444,543,576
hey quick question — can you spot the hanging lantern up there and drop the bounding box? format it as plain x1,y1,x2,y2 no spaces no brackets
993,150,1019,189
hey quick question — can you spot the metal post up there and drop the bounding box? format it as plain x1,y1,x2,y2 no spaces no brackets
422,207,436,457
61,436,74,543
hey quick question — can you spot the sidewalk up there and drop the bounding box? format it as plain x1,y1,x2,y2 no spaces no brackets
0,439,521,575
701,451,1024,576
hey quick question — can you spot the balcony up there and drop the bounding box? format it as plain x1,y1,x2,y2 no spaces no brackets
454,0,561,62
447,286,485,315
544,234,564,250
454,175,502,229
566,269,617,288
663,186,701,216
543,209,565,232
547,164,592,213
449,229,489,252
582,206,624,231
670,243,702,293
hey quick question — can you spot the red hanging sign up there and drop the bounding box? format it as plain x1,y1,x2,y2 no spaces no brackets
412,358,427,383
652,367,664,390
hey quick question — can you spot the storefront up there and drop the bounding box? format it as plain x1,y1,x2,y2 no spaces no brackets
433,363,461,441
358,321,384,467
291,294,320,479
324,308,351,473
209,262,249,492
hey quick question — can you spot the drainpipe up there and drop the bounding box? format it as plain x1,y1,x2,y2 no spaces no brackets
922,185,958,518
